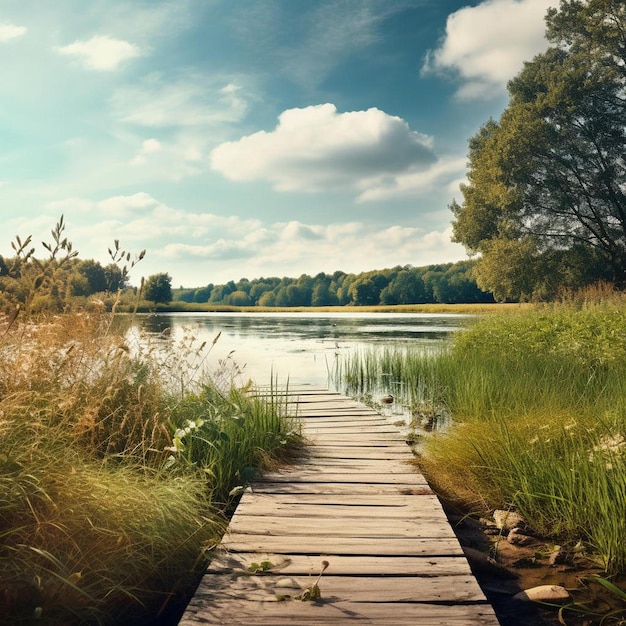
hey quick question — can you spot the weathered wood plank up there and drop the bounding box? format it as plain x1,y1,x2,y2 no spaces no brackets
281,461,418,474
221,535,465,556
181,600,500,625
234,493,439,507
300,446,412,459
226,515,457,538
208,552,475,577
250,481,432,495
234,498,444,519
257,471,427,485
299,437,410,445
190,573,487,603
299,431,408,441
302,420,402,437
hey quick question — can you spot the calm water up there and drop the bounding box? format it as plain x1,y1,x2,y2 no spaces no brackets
133,312,469,388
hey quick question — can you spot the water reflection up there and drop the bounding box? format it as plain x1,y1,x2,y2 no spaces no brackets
131,312,469,389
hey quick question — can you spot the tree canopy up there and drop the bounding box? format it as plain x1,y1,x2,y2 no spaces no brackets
143,273,173,306
451,0,626,300
172,261,493,307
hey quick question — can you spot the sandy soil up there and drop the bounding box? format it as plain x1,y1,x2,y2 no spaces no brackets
447,509,623,626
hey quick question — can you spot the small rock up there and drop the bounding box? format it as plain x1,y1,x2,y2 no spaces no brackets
513,584,570,603
507,528,534,546
493,509,526,532
549,549,571,566
274,577,301,590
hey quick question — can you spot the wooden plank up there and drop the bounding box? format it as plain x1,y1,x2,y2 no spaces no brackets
299,433,408,443
297,412,384,420
300,414,390,420
250,481,433,495
257,471,427,485
303,424,403,431
208,552,475,577
300,446,412,459
270,463,418,474
181,600,500,625
191,573,487,604
226,515,457,538
222,535,465,556
298,437,410,446
233,493,439,507
283,460,418,473
234,498,444,519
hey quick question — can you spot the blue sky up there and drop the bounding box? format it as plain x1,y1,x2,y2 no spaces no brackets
1,0,556,287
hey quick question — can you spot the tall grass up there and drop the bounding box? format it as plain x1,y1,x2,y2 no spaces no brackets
0,308,300,624
335,297,626,574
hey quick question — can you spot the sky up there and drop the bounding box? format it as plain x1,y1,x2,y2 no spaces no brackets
0,0,558,288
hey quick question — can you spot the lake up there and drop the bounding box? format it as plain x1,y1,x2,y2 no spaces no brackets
133,312,469,389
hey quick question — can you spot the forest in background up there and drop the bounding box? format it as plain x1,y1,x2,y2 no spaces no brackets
0,240,494,312
172,259,493,307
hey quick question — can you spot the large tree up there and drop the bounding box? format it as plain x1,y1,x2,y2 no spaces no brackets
451,0,626,300
143,273,172,306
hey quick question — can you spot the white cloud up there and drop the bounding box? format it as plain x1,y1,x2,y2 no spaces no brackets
425,0,556,100
56,35,141,71
130,138,162,165
111,75,248,128
46,192,157,219
242,222,466,280
31,192,466,285
128,134,208,180
210,104,437,195
158,218,467,284
98,192,157,216
0,23,26,42
357,157,467,203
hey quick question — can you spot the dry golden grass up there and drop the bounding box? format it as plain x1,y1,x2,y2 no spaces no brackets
0,308,299,624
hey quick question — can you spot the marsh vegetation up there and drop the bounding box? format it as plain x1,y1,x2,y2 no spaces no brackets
0,307,301,625
336,287,626,586
0,222,301,625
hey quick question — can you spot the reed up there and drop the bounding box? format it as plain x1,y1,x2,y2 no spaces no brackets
0,308,300,624
335,298,626,574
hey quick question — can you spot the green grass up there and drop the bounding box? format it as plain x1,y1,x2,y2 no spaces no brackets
115,301,527,314
0,308,300,625
335,297,626,575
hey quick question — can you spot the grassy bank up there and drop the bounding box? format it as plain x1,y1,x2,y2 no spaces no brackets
336,296,626,576
0,308,301,625
113,301,528,315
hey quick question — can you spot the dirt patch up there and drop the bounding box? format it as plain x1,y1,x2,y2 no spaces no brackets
446,509,624,626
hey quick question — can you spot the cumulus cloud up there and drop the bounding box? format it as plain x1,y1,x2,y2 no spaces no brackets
56,35,141,71
241,221,466,280
111,75,248,128
0,23,26,42
127,134,208,180
158,218,466,284
424,0,555,99
130,139,162,166
210,104,437,194
35,192,466,285
357,156,467,203
46,192,157,219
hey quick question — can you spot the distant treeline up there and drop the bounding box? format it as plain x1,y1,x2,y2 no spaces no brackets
173,260,494,307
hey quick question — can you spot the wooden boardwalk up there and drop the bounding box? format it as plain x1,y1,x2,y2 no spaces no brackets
180,386,500,625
